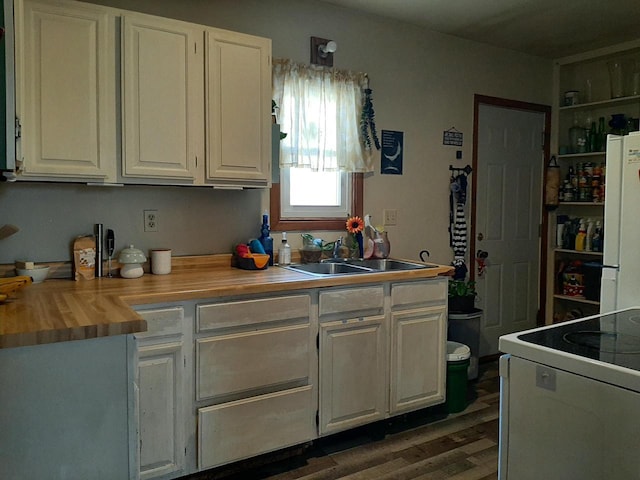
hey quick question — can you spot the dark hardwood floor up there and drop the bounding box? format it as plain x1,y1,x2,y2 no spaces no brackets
190,360,500,480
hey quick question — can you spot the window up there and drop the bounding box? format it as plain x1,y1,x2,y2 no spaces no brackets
271,59,372,231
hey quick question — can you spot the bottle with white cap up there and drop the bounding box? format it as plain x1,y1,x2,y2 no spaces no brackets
278,232,291,265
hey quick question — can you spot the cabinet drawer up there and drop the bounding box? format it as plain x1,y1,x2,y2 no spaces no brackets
196,323,311,401
134,307,183,339
197,294,310,332
391,279,447,308
198,385,315,470
319,286,384,317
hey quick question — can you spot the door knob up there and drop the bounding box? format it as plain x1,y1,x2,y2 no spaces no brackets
477,232,484,241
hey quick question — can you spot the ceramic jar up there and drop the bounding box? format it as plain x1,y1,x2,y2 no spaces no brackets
118,245,146,278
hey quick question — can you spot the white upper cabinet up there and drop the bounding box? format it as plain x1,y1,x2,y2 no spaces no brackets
13,0,272,187
15,0,116,181
121,13,203,181
205,29,271,187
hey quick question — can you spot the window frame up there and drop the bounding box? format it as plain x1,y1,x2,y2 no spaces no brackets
270,173,363,232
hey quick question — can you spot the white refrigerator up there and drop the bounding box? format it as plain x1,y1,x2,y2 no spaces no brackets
600,131,640,313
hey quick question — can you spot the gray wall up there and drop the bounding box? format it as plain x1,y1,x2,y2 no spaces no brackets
0,0,554,265
0,182,260,263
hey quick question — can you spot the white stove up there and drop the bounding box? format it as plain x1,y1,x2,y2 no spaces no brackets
498,307,640,480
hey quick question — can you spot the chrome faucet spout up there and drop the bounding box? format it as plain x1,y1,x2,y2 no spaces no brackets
333,237,343,258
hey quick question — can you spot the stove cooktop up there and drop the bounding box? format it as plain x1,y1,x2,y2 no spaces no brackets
518,308,640,372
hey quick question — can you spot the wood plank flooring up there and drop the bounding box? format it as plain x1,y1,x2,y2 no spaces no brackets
188,360,500,480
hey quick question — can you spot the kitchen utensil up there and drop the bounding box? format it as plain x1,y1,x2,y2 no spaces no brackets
95,224,103,277
0,224,19,240
106,229,115,277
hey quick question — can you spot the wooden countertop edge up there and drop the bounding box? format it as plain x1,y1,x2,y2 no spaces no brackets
0,258,453,349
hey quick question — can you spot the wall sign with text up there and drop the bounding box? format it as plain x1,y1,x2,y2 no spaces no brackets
381,130,403,175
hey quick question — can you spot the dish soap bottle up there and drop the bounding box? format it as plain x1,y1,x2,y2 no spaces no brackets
278,232,291,265
574,220,586,251
259,212,274,266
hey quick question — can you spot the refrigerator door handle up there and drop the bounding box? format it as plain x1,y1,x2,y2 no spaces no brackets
602,264,620,270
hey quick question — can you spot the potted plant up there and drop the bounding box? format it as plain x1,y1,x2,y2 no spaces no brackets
448,278,477,313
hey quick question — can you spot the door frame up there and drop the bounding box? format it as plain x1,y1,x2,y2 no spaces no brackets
472,95,551,327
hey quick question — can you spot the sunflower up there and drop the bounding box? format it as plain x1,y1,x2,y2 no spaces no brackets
346,216,364,234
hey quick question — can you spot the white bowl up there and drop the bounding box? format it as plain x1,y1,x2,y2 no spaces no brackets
16,265,50,283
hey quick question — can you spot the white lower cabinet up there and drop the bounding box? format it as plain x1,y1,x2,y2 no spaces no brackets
390,279,447,414
318,280,447,435
130,278,447,479
390,306,446,414
318,285,387,435
134,306,186,480
195,294,316,470
319,314,387,435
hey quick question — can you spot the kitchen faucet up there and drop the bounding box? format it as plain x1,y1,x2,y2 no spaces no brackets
333,237,343,258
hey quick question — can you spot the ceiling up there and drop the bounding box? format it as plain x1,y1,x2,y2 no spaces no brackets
318,0,640,59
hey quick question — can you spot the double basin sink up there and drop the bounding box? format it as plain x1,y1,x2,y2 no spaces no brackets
284,258,434,276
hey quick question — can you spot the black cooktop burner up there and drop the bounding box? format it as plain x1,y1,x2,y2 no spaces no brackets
517,308,640,371
563,331,640,354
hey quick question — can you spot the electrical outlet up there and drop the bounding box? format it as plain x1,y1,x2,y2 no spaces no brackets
144,210,158,232
383,209,397,226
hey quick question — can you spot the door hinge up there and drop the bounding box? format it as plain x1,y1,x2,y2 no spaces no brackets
315,410,319,427
541,131,545,150
184,356,187,368
316,333,319,350
15,117,21,139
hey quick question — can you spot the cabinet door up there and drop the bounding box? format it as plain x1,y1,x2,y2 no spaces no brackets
137,341,185,480
389,306,446,414
15,0,116,180
319,315,387,435
205,29,271,186
134,306,185,480
122,14,203,180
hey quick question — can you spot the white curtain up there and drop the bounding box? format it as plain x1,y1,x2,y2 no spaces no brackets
272,58,373,173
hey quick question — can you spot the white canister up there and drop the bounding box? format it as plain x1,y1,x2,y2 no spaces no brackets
151,248,172,275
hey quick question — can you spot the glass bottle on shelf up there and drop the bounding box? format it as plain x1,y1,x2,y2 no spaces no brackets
596,117,606,152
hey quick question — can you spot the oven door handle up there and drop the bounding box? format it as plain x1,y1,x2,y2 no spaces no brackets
602,264,620,270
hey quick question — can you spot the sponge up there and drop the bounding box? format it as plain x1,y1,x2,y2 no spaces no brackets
15,260,34,270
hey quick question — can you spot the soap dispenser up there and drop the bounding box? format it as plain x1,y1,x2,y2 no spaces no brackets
278,232,291,265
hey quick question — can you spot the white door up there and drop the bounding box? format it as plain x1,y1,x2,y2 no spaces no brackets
475,103,545,356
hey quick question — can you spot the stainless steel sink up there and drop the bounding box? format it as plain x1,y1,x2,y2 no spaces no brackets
344,258,433,271
284,262,374,276
284,258,434,276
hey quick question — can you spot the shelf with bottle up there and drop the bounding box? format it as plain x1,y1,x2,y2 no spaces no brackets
559,94,640,112
555,215,603,253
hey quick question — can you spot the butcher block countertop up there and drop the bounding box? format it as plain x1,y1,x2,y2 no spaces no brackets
0,255,453,349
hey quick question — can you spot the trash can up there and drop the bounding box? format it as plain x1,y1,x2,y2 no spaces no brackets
446,341,471,414
448,308,482,380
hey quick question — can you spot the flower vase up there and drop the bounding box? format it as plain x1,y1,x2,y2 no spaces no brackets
356,232,364,258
